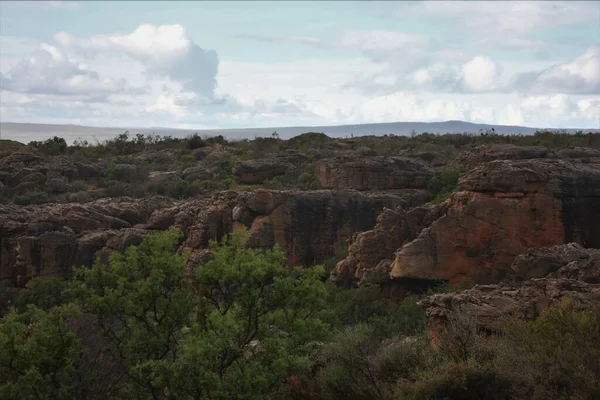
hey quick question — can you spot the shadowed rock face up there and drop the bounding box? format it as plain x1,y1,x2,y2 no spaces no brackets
455,144,600,169
455,144,554,168
316,156,433,191
510,242,594,280
389,159,600,286
0,189,430,286
419,278,600,339
331,204,445,285
232,150,309,184
419,243,600,338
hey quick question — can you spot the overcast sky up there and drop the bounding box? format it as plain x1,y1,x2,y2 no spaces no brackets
1,0,599,129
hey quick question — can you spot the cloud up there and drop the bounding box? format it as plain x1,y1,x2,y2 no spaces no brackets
1,1,83,9
1,14,599,130
461,56,502,93
53,24,219,101
0,43,127,100
511,45,600,95
398,1,599,52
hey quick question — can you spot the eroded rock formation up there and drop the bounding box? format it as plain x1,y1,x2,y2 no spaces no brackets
316,156,433,190
390,159,600,286
0,189,429,286
418,243,600,336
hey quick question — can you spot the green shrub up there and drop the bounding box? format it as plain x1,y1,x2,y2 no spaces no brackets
179,153,194,163
186,133,207,150
70,180,88,192
14,278,71,312
427,166,464,203
493,299,600,399
103,180,131,197
317,325,435,400
398,362,524,400
28,136,67,155
296,172,321,190
21,172,46,185
264,176,284,189
437,305,488,363
13,191,50,205
0,305,85,400
148,180,203,199
324,285,426,339
106,164,138,182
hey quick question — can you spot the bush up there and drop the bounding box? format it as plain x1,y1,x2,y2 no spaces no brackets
147,180,203,199
103,180,131,197
13,191,50,205
398,362,523,400
324,285,426,339
21,172,46,185
186,133,207,150
427,166,464,203
317,325,435,400
437,305,485,363
493,299,600,399
296,172,321,190
14,278,71,312
29,136,67,155
106,164,138,183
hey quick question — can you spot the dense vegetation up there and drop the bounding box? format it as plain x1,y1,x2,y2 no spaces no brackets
1,129,599,205
1,229,598,400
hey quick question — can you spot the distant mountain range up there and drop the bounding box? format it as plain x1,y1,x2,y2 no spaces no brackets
1,120,599,144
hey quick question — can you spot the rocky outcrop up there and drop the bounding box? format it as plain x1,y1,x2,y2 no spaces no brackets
510,243,596,280
455,144,554,167
455,144,600,168
0,196,175,284
419,278,600,336
389,159,600,286
331,204,443,285
316,156,433,190
0,189,430,286
175,189,430,268
0,155,106,188
232,160,292,184
232,150,309,184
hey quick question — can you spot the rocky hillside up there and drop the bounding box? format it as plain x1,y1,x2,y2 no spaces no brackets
1,130,600,330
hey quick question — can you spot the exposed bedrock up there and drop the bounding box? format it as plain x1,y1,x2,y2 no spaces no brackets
0,189,430,286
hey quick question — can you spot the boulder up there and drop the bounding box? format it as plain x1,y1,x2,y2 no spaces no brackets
510,243,594,280
232,160,291,184
182,166,212,182
316,156,433,190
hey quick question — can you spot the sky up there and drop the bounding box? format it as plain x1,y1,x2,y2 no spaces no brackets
0,0,599,130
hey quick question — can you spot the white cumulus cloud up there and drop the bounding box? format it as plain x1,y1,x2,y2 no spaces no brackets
53,24,219,101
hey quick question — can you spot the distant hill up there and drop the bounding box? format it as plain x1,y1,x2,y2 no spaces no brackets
1,120,598,144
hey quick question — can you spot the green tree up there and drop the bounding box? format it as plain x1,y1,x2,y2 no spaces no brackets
164,229,329,399
69,227,329,399
0,305,85,400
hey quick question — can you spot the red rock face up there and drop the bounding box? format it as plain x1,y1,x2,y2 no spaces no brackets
418,244,600,338
0,189,430,286
331,204,444,285
389,159,600,286
316,156,433,190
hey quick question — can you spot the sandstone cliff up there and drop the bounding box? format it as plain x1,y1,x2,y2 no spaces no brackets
418,244,600,335
390,159,600,286
0,189,429,286
316,156,433,190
